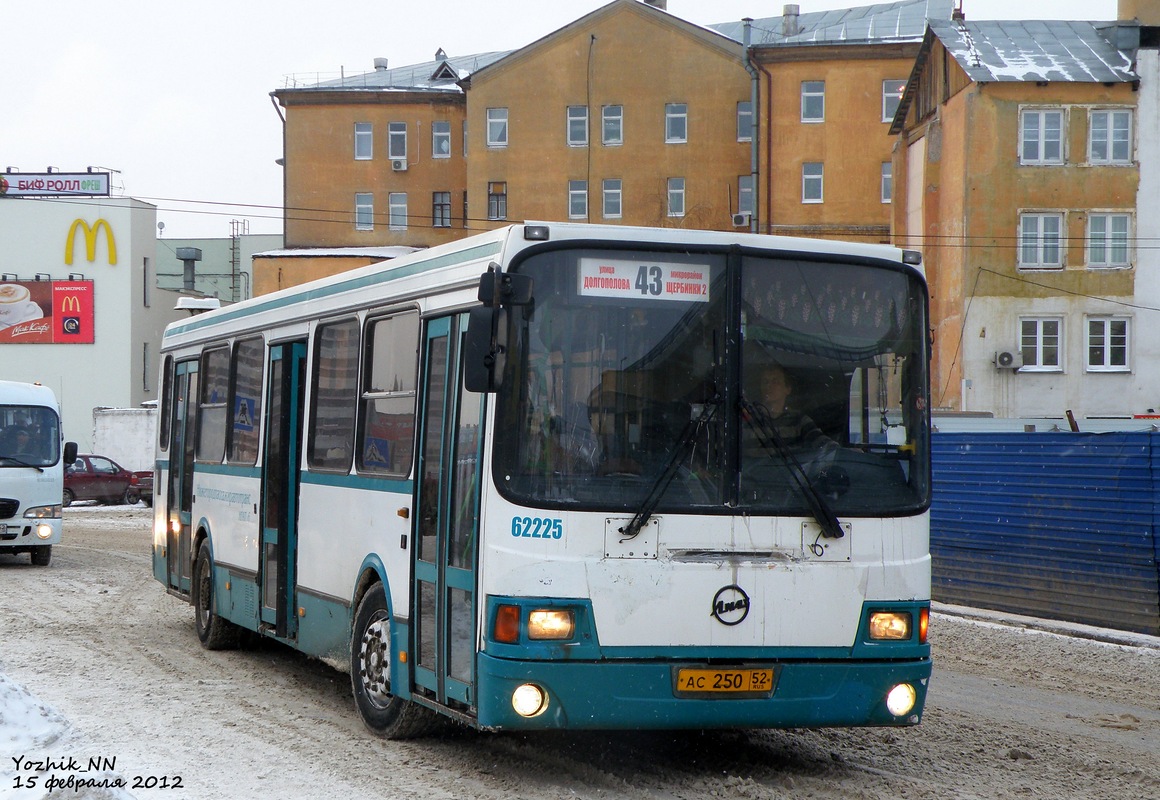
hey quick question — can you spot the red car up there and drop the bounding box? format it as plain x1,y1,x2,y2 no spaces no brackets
64,454,141,506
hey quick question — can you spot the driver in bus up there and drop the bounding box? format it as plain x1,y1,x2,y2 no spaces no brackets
745,361,839,473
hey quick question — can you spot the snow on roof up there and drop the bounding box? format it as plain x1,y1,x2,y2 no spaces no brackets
712,0,954,46
254,246,420,259
929,18,1137,83
281,51,510,92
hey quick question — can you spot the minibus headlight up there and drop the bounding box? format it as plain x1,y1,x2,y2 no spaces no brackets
36,524,54,539
869,611,912,641
528,609,575,640
23,504,62,519
886,683,917,716
512,683,548,717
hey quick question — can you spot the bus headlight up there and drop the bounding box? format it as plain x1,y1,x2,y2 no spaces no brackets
512,683,548,718
886,683,917,716
869,611,912,641
23,504,62,519
528,609,575,640
36,524,54,539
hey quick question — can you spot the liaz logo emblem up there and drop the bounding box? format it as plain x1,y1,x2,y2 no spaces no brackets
710,585,750,626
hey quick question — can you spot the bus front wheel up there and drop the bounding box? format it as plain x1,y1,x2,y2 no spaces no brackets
351,583,437,739
30,546,51,566
192,543,238,650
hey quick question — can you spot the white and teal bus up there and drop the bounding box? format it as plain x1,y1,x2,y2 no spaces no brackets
1,380,76,566
153,222,932,737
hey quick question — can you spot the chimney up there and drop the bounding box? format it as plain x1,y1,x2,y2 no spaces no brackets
642,0,667,10
783,4,801,36
373,57,389,71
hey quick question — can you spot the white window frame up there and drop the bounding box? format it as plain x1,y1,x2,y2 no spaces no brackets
388,193,408,230
432,121,451,159
737,101,753,142
1018,212,1064,268
355,193,374,231
487,108,508,147
738,174,754,216
487,181,507,220
567,106,588,147
602,178,622,219
1087,213,1131,268
1020,109,1064,165
667,177,685,217
882,79,907,123
802,162,823,203
602,105,623,146
354,122,373,160
665,103,687,144
801,81,825,123
1020,317,1063,372
1086,316,1130,372
881,161,893,204
568,180,588,219
388,122,407,160
1089,109,1132,165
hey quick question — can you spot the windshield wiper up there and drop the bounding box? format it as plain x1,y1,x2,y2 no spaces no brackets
739,398,844,540
619,401,717,541
0,456,44,472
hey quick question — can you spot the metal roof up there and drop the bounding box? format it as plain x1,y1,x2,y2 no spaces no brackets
928,18,1137,83
280,51,510,93
711,0,954,46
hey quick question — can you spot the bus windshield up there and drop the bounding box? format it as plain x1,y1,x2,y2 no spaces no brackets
0,405,61,468
492,245,930,517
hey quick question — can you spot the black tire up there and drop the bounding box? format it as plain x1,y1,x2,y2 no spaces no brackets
62,489,74,508
192,543,239,650
30,546,51,567
123,488,140,505
351,583,438,738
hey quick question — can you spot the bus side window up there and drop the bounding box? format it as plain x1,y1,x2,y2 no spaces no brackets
197,346,230,462
228,336,264,465
358,311,419,476
309,318,360,472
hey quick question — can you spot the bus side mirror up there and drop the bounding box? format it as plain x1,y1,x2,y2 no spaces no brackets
464,306,507,394
63,441,78,466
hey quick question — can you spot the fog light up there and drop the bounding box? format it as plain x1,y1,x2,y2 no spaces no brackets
36,524,53,539
512,683,548,718
886,683,917,716
869,611,912,640
528,609,574,640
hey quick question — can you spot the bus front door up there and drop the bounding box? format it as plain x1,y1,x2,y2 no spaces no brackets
259,341,306,640
164,359,198,595
413,313,484,710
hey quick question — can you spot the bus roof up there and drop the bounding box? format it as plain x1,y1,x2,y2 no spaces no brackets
0,380,60,410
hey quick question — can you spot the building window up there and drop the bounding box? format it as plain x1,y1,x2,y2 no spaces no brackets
567,106,588,146
1089,109,1132,164
1087,213,1131,268
1020,318,1062,371
432,191,451,228
355,193,374,230
801,81,825,122
388,192,407,230
602,105,623,145
1020,109,1064,165
488,181,507,220
1018,213,1063,268
737,101,753,142
388,122,407,160
882,79,906,123
881,161,893,203
432,121,451,158
802,162,823,203
667,177,685,217
738,175,753,216
568,180,588,219
603,178,622,219
354,122,373,160
487,108,508,147
1086,317,1129,371
665,103,687,143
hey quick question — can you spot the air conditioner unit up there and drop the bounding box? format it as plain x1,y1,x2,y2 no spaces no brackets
391,158,408,172
993,350,1024,370
732,212,751,227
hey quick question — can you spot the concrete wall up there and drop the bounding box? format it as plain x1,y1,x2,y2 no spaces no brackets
92,406,156,471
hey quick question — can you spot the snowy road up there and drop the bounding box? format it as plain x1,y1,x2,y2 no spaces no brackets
1,506,1157,800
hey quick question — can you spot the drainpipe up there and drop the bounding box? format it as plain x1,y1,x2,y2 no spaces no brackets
743,19,759,233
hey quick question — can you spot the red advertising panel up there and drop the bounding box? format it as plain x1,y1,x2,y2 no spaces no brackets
0,280,94,344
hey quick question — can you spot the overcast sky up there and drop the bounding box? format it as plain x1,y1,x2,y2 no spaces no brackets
5,0,1121,240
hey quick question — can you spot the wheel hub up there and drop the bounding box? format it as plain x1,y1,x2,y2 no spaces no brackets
359,615,392,706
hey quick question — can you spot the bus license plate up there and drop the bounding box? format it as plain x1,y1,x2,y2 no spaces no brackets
674,667,776,698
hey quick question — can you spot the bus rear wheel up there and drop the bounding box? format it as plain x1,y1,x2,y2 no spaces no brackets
192,543,238,650
351,583,437,739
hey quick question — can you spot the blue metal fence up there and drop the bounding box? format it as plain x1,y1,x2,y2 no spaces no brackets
931,432,1160,635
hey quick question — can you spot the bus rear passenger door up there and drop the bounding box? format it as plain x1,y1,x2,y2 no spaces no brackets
413,313,484,710
260,341,306,640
